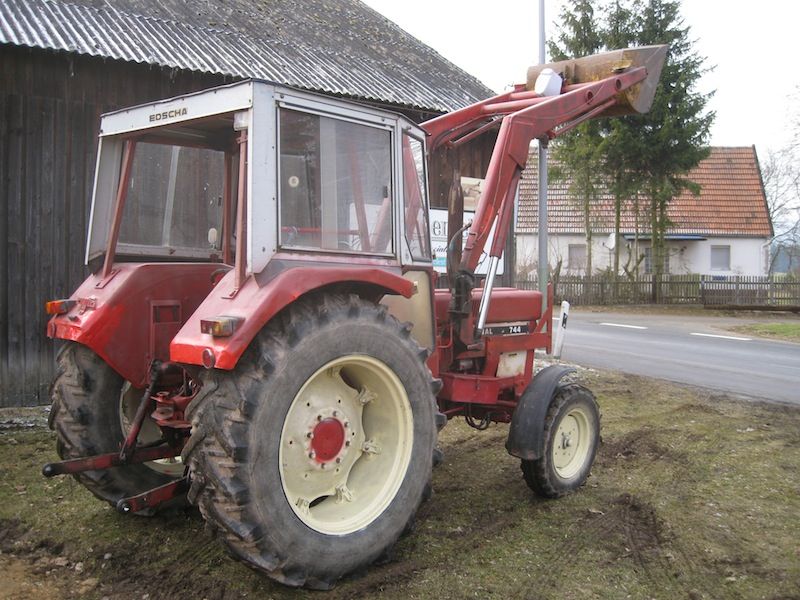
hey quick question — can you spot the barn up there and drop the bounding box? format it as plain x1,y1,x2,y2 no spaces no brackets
0,0,499,406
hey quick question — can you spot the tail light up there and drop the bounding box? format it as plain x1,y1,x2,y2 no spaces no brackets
200,316,243,337
45,299,76,315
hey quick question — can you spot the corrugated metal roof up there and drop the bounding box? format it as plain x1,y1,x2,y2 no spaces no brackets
518,146,773,238
0,0,493,113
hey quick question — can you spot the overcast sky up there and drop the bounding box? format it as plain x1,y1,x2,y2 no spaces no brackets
362,0,799,160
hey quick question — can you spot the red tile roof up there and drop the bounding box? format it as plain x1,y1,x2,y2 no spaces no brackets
517,146,773,237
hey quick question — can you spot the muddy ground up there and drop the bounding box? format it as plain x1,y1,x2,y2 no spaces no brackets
1,369,798,599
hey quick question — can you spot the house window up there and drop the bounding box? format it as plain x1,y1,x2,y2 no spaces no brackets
643,247,670,274
568,244,587,272
711,245,730,271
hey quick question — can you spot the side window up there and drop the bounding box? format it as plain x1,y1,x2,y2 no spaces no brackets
278,108,393,254
402,134,431,261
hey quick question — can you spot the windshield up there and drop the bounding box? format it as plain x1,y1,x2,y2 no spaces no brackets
116,142,226,259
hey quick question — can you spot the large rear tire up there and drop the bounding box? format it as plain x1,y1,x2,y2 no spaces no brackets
48,342,182,513
521,383,600,498
183,295,439,589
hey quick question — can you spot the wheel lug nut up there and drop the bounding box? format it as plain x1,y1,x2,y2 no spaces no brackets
332,410,338,417
345,441,351,447
306,432,313,439
335,457,342,464
308,451,315,459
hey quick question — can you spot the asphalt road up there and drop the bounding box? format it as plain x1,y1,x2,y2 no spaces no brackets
559,310,800,405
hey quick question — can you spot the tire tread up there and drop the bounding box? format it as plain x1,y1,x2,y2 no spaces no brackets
183,294,439,588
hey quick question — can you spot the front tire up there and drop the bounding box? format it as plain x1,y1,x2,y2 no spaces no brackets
521,384,600,498
183,295,439,589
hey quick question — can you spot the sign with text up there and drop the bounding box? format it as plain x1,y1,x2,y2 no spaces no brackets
429,209,505,275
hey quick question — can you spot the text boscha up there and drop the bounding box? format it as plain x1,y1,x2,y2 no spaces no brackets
149,107,188,122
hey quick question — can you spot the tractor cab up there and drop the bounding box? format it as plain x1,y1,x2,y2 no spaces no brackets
53,80,434,388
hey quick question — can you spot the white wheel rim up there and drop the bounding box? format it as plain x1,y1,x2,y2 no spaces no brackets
279,355,413,535
552,405,592,479
119,383,184,477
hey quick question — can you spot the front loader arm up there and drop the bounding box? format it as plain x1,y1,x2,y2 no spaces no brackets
420,45,666,345
456,67,647,275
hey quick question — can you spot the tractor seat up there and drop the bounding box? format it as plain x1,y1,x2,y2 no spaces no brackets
433,287,543,325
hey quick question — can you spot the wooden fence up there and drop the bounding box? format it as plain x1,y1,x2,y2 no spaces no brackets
516,275,800,309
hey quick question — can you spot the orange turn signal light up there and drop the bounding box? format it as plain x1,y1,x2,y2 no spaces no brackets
200,316,243,337
45,299,76,315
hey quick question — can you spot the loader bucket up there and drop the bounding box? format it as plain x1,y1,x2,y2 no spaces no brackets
526,45,668,116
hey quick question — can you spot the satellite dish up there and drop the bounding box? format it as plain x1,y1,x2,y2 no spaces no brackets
606,233,616,250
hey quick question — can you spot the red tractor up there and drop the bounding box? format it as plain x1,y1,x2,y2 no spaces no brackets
43,46,666,588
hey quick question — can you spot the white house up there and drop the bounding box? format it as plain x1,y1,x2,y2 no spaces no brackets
516,146,774,277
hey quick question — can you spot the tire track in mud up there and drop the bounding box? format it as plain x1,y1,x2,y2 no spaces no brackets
507,420,747,600
328,425,528,598
94,513,247,600
514,491,728,600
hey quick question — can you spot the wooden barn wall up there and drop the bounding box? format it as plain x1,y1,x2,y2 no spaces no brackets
0,46,231,407
0,45,496,407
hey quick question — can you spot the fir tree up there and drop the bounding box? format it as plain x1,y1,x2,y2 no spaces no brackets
606,0,714,297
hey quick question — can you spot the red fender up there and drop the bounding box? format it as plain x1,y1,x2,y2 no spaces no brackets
47,263,221,387
170,265,414,370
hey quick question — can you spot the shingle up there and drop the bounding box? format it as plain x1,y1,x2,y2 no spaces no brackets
518,146,773,237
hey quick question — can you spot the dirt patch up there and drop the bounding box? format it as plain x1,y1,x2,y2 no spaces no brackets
598,428,681,464
0,555,68,600
331,559,427,600
0,518,98,600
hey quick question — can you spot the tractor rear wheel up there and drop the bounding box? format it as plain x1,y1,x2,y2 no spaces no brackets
48,342,182,513
521,384,599,498
183,295,439,589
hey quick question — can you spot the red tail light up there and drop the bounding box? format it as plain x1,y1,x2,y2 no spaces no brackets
45,299,76,315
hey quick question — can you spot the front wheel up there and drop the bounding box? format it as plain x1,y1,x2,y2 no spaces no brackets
183,295,439,589
521,384,600,498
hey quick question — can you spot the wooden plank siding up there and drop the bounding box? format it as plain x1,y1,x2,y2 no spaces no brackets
0,45,496,407
0,46,233,406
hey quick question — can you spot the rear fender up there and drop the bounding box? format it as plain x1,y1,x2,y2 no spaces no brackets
170,266,414,370
47,263,221,387
505,365,576,460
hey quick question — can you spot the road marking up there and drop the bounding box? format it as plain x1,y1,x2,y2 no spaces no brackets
600,322,648,330
690,332,751,341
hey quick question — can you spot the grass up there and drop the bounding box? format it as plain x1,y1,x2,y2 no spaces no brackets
729,322,800,342
1,370,799,599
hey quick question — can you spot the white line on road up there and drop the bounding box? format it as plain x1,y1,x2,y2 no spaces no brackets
690,332,751,341
599,322,648,330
